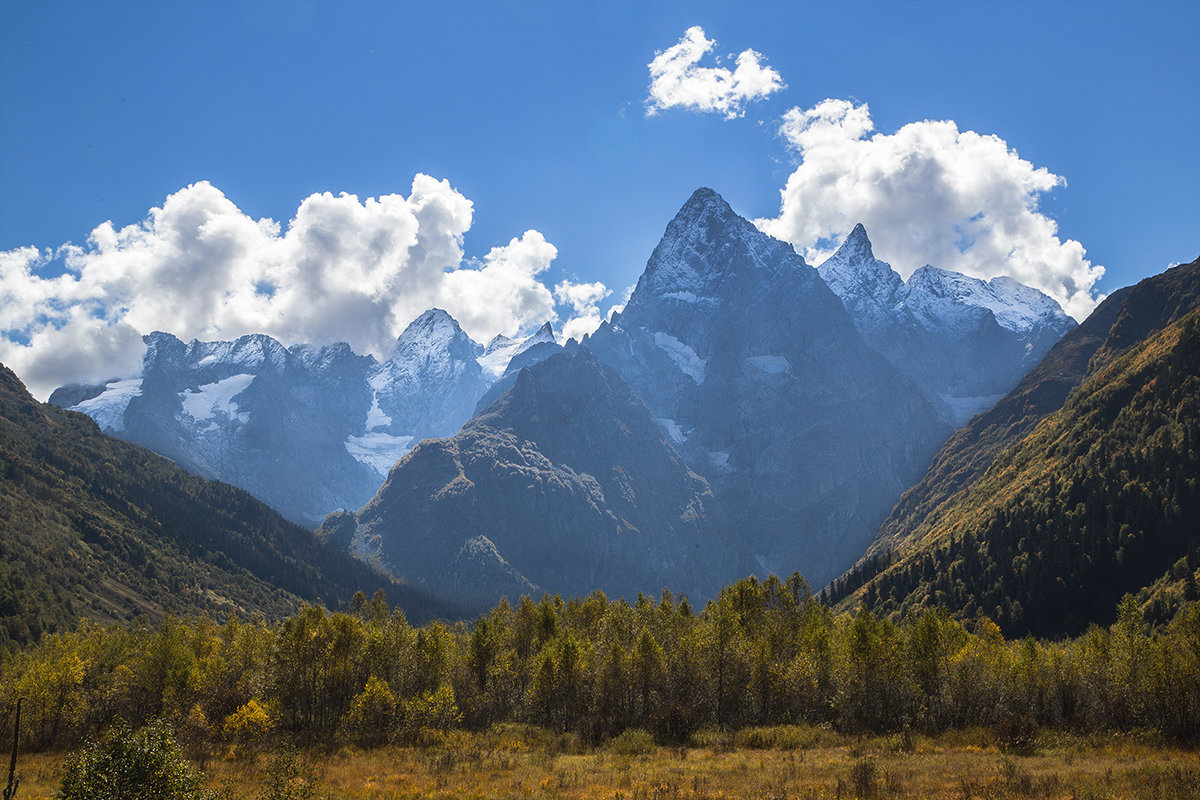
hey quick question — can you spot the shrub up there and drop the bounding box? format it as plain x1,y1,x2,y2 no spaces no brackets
57,720,214,800
257,751,321,800
849,759,878,799
994,713,1039,753
610,727,655,756
223,699,274,743
733,724,841,750
342,677,397,745
401,684,461,737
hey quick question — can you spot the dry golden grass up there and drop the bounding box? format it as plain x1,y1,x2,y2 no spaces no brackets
11,726,1200,800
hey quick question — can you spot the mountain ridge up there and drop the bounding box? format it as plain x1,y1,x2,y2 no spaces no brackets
0,362,449,649
816,224,1076,425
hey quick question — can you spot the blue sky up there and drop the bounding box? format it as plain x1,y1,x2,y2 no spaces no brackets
1,0,1198,397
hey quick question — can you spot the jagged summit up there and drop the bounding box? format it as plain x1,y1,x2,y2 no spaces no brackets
391,308,479,362
817,225,903,318
141,331,293,380
840,222,873,258
677,186,730,217
816,225,1077,426
625,187,812,315
393,308,472,348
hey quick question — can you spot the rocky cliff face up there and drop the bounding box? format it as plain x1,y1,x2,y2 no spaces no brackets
817,224,1076,425
333,346,751,612
585,189,952,587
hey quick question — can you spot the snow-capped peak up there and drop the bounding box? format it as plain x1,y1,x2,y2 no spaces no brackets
527,321,557,346
905,266,1073,334
141,331,291,376
389,308,481,364
483,333,514,355
817,226,1074,338
478,321,558,382
630,187,808,307
816,224,904,314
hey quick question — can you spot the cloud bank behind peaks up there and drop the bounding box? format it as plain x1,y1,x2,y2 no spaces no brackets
647,26,784,119
0,177,601,399
756,99,1104,320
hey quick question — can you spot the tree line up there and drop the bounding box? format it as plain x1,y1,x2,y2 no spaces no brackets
2,574,1197,753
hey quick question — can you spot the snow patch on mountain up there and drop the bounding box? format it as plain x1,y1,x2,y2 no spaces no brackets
364,394,390,430
658,417,687,444
178,374,254,428
707,451,731,471
653,331,706,383
344,432,415,477
71,378,143,432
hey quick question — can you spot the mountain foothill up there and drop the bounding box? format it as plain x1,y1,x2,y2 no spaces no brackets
5,187,1196,641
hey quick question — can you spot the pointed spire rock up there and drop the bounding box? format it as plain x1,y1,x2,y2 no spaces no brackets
842,223,873,258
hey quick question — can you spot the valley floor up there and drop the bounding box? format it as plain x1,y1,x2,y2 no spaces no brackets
13,727,1199,800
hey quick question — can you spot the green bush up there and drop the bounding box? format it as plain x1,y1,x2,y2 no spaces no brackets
57,720,213,800
609,727,655,755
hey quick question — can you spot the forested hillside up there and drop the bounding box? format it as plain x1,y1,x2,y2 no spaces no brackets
0,364,448,651
828,306,1200,637
869,258,1198,557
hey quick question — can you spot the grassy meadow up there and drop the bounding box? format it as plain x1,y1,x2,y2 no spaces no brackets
9,725,1199,800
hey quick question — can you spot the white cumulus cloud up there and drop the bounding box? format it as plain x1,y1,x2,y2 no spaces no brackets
1,177,600,399
554,279,611,343
647,26,784,119
756,99,1104,320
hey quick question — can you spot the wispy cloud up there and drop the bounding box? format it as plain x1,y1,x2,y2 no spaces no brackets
646,26,784,119
757,99,1103,320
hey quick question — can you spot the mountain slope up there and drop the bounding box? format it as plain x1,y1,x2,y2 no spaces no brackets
586,188,951,586
0,364,446,649
323,346,753,613
868,258,1200,557
830,278,1200,637
817,224,1076,425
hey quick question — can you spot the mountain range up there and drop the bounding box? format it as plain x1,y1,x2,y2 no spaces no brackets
44,186,1105,617
50,312,562,526
317,189,1082,611
817,223,1076,425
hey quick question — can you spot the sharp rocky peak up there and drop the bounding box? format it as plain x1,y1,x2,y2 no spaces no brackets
817,224,903,307
528,321,556,344
629,187,809,308
390,308,479,361
837,223,874,261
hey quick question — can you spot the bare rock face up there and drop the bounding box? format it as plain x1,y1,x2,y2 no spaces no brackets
585,189,952,587
334,346,754,612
